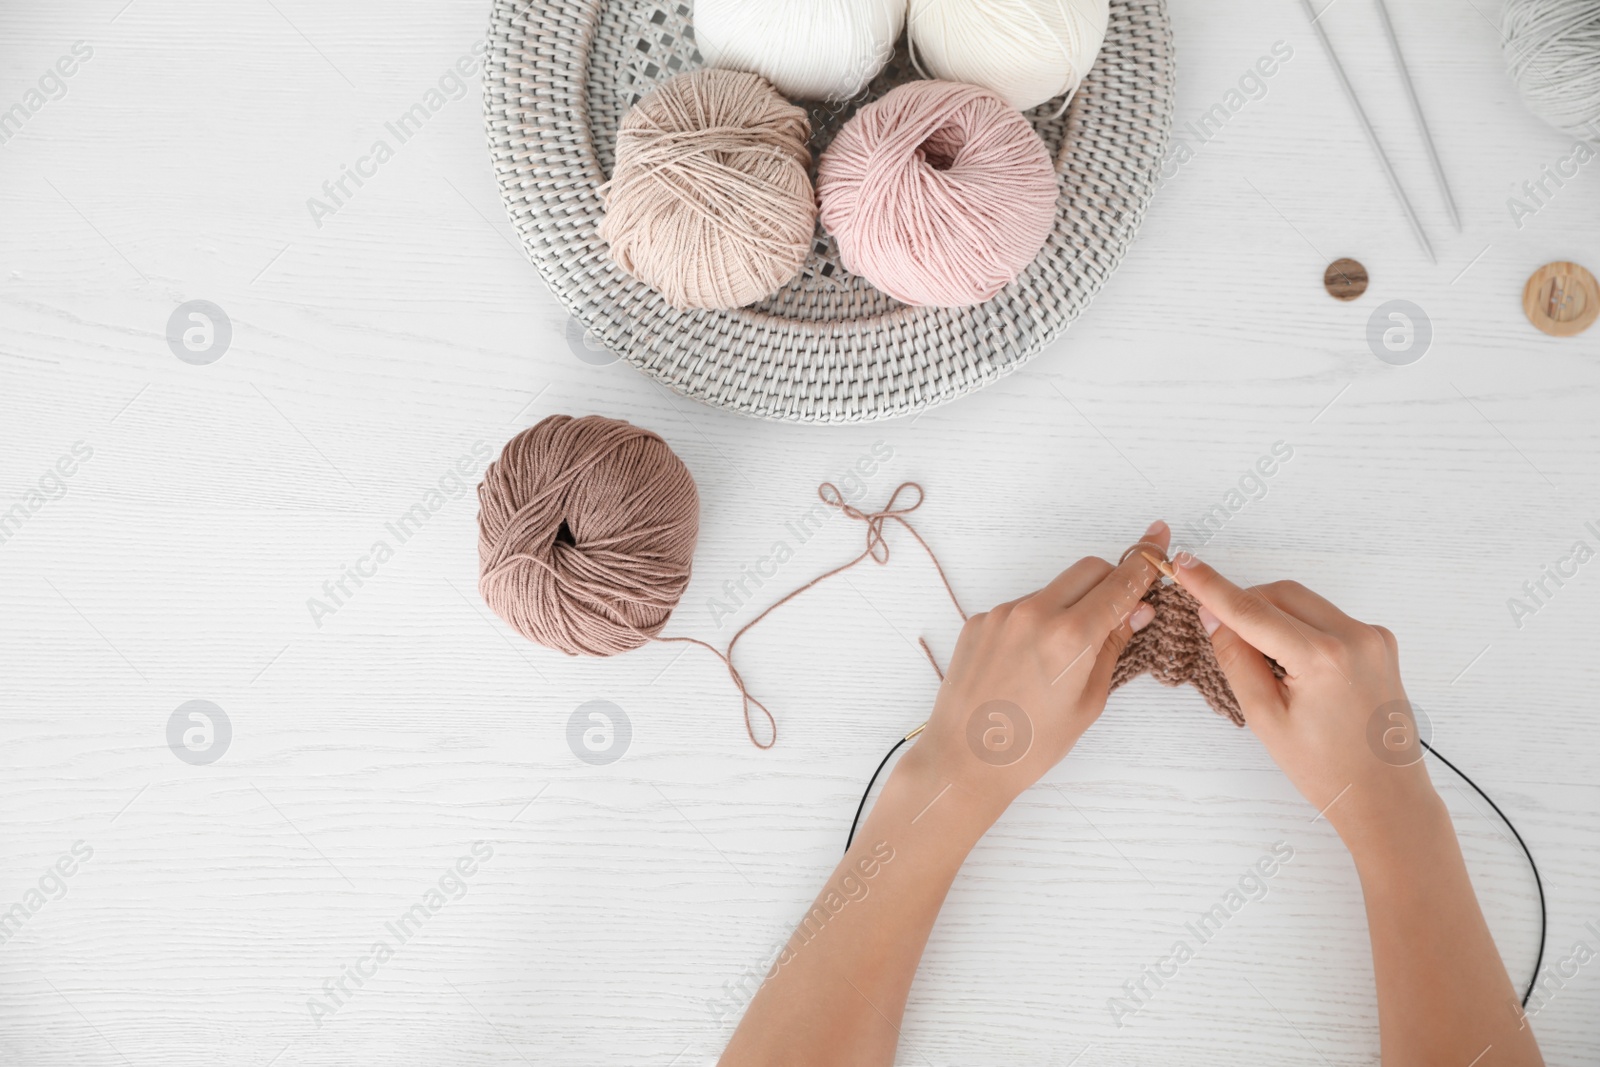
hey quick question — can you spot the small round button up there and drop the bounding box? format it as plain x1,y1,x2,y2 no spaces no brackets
1324,258,1369,301
1522,261,1598,337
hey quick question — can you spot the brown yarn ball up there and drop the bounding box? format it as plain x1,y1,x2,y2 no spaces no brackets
477,414,700,657
598,68,817,310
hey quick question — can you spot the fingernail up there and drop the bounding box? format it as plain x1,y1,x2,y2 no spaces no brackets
1197,605,1220,636
1173,551,1198,570
1142,519,1169,540
1131,602,1156,632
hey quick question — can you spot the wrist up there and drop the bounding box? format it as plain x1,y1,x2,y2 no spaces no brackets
890,742,1004,850
1336,778,1451,873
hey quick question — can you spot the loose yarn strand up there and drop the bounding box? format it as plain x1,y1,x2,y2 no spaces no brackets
718,482,969,745
648,633,779,749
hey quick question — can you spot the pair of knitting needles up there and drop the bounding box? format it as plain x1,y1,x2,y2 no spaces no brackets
1298,0,1459,263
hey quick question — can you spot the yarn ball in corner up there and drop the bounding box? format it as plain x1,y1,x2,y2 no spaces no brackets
908,0,1110,113
817,79,1059,307
477,414,700,657
599,68,817,310
1502,0,1600,140
694,0,905,101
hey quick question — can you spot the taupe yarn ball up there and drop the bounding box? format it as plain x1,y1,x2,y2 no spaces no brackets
477,414,700,657
598,68,817,310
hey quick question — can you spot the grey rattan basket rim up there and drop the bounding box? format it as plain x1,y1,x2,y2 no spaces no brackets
484,0,1174,423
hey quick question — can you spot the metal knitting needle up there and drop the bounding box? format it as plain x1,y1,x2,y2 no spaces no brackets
1373,0,1461,231
1297,0,1436,263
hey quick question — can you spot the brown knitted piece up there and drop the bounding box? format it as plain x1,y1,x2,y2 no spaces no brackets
1111,582,1267,726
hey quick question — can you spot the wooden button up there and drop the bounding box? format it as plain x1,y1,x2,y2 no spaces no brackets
1523,261,1598,337
1324,258,1368,301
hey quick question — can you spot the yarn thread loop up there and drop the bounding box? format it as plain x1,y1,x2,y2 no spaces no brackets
817,481,927,564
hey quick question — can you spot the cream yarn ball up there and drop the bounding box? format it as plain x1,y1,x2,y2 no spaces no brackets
908,0,1110,112
694,0,906,101
1502,0,1600,140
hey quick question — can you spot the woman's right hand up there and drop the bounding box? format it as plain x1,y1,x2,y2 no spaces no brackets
1172,554,1442,855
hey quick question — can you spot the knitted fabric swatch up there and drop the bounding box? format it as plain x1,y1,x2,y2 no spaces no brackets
1112,581,1265,726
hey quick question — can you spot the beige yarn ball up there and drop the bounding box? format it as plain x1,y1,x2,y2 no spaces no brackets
598,68,817,310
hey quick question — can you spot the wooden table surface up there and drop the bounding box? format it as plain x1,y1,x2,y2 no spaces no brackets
2,0,1597,1063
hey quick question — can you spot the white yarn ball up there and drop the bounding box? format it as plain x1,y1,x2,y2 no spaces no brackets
694,0,906,102
908,0,1110,112
1503,0,1600,140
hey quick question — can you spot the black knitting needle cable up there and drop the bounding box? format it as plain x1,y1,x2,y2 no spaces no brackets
843,726,921,853
844,731,1547,1007
1420,738,1546,1007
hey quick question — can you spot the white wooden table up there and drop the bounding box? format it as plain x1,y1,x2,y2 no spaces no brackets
2,1,1597,1063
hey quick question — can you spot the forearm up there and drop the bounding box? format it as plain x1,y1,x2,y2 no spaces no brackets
1350,794,1543,1067
719,746,990,1067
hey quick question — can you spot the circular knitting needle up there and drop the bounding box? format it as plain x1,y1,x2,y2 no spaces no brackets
1297,0,1436,263
1373,0,1461,232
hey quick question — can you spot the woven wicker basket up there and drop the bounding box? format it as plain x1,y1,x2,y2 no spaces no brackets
484,0,1174,423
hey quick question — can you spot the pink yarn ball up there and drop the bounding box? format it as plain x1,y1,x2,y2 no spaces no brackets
817,80,1059,308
